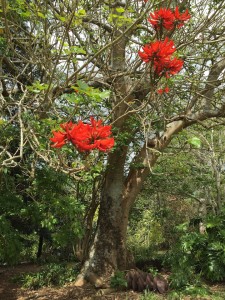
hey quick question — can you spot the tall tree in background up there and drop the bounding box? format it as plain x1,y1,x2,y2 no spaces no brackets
1,0,225,286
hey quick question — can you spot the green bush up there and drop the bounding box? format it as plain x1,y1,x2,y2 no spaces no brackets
20,263,79,289
0,216,23,265
167,208,225,289
127,210,165,259
140,290,163,300
110,271,127,289
0,164,86,264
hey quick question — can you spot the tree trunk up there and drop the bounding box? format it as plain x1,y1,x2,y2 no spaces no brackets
75,178,100,263
75,146,132,287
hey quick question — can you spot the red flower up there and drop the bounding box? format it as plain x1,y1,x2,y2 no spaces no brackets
67,118,114,152
138,38,176,63
148,7,175,30
81,117,114,152
154,57,183,77
149,6,191,30
157,87,170,94
164,86,170,93
96,138,115,152
50,131,67,148
138,38,184,78
90,117,112,139
164,57,184,77
157,89,164,94
75,139,97,152
66,121,90,148
174,6,191,28
50,118,114,153
60,121,74,132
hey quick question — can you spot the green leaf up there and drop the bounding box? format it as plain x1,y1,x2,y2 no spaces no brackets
37,12,46,19
57,15,66,22
21,10,31,18
76,80,89,91
99,90,110,99
27,81,49,93
187,137,201,148
0,118,5,125
70,46,86,54
116,7,125,13
75,9,86,17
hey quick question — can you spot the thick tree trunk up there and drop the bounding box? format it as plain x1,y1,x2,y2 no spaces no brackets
75,146,132,287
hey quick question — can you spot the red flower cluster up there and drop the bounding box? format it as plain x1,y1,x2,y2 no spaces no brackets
154,56,183,78
138,38,176,63
149,6,191,30
157,86,170,94
138,37,183,78
174,6,191,28
149,8,175,30
50,117,115,152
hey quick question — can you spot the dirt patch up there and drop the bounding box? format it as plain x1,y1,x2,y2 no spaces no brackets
18,285,141,300
0,264,37,300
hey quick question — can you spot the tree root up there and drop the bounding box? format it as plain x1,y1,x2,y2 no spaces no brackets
74,274,86,287
75,271,110,288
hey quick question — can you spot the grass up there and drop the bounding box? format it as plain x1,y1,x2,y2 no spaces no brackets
139,283,225,300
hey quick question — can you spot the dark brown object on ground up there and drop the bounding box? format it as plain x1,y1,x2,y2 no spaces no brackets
153,274,169,294
125,268,168,293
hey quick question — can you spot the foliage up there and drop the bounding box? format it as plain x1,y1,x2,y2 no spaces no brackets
141,288,225,300
167,287,209,300
110,271,127,289
19,263,79,289
31,167,85,250
140,291,164,300
128,210,165,259
167,208,225,289
128,144,199,258
0,170,25,264
0,165,86,263
131,126,225,253
0,216,23,264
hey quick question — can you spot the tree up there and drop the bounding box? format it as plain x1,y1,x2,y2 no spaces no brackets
1,0,225,287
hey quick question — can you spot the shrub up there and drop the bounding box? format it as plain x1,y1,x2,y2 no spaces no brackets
140,290,163,300
0,216,23,265
20,263,79,289
167,208,225,289
127,210,165,259
110,271,127,289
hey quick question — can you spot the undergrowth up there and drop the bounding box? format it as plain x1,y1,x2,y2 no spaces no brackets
16,262,79,289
